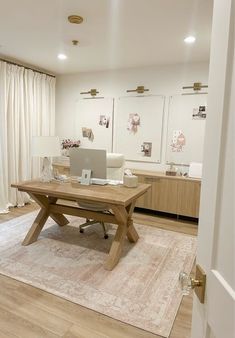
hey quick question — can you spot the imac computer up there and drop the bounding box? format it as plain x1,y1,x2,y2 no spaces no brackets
70,148,107,181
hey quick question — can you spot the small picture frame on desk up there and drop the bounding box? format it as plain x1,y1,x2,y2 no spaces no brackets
80,169,91,185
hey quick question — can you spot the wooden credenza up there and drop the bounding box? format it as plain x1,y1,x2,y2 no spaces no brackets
52,163,201,218
133,170,201,218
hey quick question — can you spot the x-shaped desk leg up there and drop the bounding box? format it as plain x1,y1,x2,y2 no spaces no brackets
22,194,139,272
22,193,69,246
104,200,139,270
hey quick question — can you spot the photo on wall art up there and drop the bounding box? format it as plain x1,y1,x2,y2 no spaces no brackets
192,105,207,120
170,130,186,152
99,115,110,128
82,127,94,142
141,142,152,157
127,113,140,134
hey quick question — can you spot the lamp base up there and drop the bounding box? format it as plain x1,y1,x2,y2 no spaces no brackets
40,157,53,182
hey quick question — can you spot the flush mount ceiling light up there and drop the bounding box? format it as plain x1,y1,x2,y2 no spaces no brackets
184,36,196,44
68,15,83,24
57,53,67,60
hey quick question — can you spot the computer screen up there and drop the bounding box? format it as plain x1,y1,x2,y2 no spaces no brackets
70,148,107,179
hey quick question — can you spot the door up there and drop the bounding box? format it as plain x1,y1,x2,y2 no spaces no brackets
191,0,235,337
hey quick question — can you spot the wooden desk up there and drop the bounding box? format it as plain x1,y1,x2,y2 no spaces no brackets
11,180,150,270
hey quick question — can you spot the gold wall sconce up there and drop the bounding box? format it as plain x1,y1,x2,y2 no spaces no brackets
126,86,149,94
182,82,208,91
72,40,79,46
80,89,99,96
182,82,208,95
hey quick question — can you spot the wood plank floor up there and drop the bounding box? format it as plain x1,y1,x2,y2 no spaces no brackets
0,203,198,338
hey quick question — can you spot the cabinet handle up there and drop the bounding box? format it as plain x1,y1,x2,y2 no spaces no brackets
144,177,153,182
144,177,160,182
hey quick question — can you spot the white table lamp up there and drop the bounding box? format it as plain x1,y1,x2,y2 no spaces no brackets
32,136,61,182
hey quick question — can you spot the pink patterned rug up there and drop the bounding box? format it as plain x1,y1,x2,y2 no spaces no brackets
0,211,196,337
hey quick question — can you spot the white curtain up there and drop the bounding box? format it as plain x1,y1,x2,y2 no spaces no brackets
0,61,56,213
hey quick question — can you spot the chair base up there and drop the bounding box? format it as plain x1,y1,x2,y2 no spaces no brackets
79,219,109,239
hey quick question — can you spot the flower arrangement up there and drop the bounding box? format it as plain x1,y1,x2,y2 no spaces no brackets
61,139,80,149
61,139,80,156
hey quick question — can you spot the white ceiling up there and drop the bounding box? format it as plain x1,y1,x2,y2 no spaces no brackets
0,0,213,75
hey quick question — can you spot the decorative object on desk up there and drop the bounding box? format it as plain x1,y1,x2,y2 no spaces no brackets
166,162,177,176
127,113,140,134
123,168,138,187
53,174,69,182
61,138,80,157
80,169,91,185
192,105,207,120
0,211,196,338
32,136,61,182
82,127,94,141
170,130,186,152
123,175,138,188
141,142,152,157
99,115,110,128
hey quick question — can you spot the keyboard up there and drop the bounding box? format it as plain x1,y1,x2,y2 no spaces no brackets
90,178,109,185
73,177,122,186
108,179,123,185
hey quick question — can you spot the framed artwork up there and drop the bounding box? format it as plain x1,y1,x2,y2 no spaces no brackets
75,98,114,151
114,95,165,163
166,94,207,165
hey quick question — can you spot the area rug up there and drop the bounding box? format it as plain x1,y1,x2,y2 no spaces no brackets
0,211,196,337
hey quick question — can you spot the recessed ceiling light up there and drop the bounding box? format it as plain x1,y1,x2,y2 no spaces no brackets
57,53,67,60
184,36,196,44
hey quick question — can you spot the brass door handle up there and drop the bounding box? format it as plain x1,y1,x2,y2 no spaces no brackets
190,278,202,288
179,264,206,303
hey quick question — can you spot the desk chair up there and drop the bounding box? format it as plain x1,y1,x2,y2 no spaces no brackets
78,153,125,239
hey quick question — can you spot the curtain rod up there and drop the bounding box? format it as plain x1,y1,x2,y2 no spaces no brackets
0,57,56,78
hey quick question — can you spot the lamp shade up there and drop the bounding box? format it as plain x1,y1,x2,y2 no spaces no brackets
32,136,61,157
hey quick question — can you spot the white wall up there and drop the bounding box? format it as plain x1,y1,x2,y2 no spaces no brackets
55,62,209,171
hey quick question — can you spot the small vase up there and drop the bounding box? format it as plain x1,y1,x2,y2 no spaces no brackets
62,149,70,157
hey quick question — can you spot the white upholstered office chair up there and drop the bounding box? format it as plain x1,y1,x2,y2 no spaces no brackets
106,153,125,181
78,153,125,238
